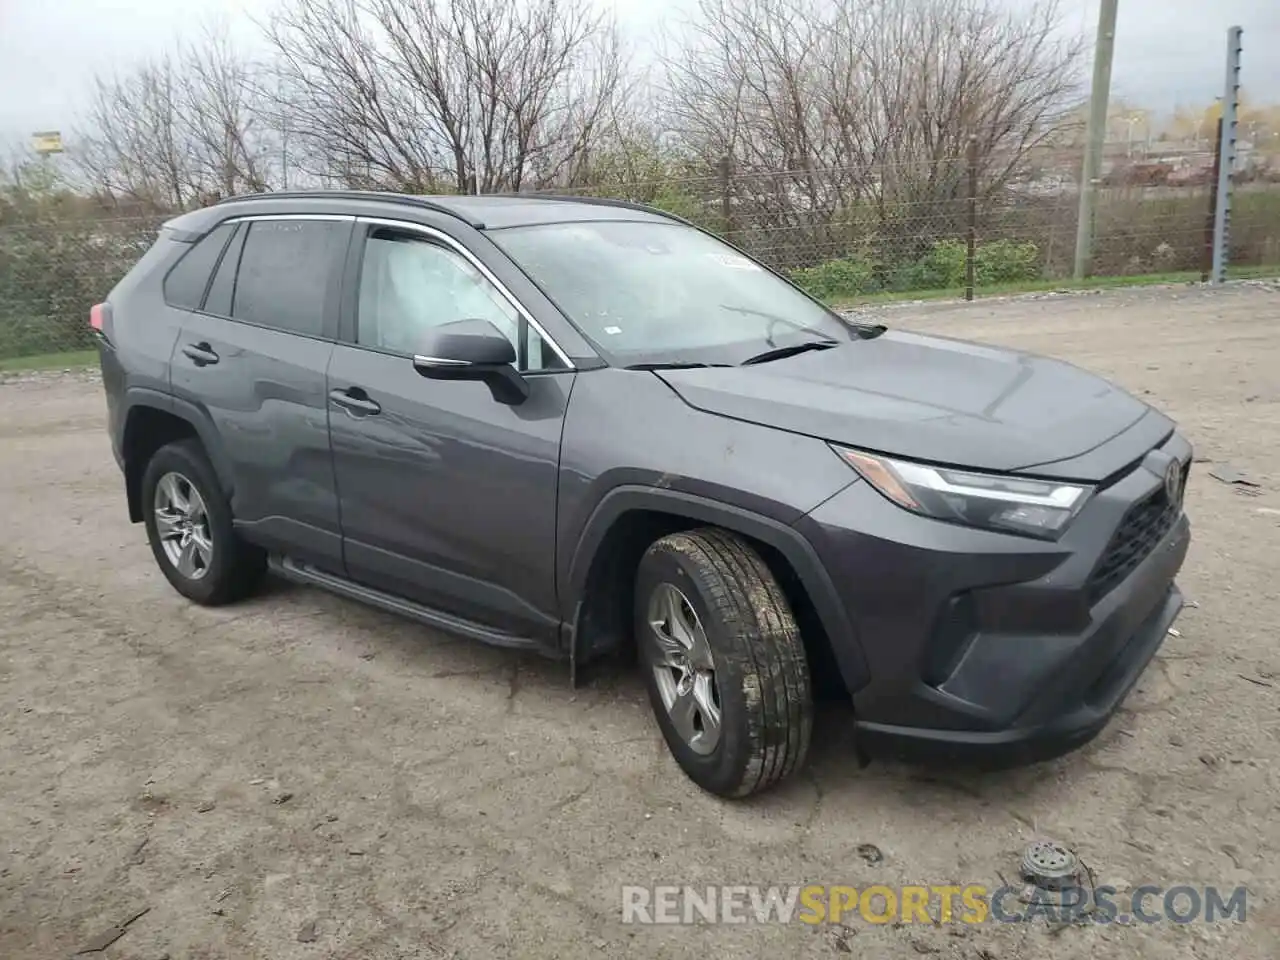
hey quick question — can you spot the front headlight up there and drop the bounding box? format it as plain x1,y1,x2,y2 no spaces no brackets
832,446,1093,539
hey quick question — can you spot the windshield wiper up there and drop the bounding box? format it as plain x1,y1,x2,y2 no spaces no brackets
740,341,839,365
624,361,733,371
720,303,850,346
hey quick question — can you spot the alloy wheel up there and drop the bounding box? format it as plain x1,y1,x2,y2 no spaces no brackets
153,471,214,580
645,581,722,755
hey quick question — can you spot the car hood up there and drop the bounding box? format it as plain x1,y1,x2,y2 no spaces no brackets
656,330,1163,481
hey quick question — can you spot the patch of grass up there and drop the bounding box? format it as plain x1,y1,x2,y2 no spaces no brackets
0,349,99,373
826,266,1280,309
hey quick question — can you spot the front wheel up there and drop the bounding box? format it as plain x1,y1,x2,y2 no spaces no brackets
635,528,813,797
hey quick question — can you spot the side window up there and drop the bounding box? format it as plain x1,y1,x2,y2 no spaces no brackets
162,222,235,310
231,220,348,336
357,232,555,371
203,223,246,317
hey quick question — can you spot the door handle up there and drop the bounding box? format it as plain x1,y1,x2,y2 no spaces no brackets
329,387,382,416
181,342,219,366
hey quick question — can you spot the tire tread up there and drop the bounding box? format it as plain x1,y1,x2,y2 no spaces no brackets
645,527,812,796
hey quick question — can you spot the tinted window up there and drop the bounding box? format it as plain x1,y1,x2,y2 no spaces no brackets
357,233,556,370
203,223,246,317
231,220,348,336
162,222,235,309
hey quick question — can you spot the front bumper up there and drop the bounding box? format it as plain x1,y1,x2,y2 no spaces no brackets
797,432,1192,765
855,581,1183,765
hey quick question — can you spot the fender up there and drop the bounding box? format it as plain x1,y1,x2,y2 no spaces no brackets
564,485,870,692
121,387,237,517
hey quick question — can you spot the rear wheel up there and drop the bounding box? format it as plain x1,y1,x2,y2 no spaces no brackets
141,440,265,605
635,528,813,797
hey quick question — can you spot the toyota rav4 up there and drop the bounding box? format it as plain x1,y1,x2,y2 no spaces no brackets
93,192,1191,797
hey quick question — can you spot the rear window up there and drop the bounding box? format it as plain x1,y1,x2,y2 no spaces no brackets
231,220,348,337
162,222,236,310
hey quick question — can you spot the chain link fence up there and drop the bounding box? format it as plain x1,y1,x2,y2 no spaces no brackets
0,213,165,361
2,155,1279,362
543,148,1280,303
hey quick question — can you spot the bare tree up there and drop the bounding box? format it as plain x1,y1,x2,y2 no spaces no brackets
864,0,1083,194
663,0,1083,265
72,26,278,210
182,29,275,196
75,55,190,209
262,0,628,194
661,0,870,260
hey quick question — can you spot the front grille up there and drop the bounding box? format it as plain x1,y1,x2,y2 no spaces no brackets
1087,470,1184,605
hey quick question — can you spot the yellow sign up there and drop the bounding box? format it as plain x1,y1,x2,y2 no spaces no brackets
797,884,989,924
31,131,64,155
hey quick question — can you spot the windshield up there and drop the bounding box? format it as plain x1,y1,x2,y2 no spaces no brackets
489,220,853,366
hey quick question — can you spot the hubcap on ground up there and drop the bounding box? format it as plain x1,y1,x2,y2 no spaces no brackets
153,471,213,580
646,581,722,755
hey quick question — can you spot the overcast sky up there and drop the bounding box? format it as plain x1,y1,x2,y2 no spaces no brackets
1,0,1277,152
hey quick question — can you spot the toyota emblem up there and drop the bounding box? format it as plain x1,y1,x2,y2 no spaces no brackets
1165,460,1184,504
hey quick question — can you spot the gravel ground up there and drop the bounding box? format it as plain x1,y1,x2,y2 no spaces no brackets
1,282,1278,959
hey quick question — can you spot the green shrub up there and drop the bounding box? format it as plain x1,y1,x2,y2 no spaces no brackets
0,219,158,359
977,239,1040,284
790,255,879,300
883,239,1042,292
892,240,968,290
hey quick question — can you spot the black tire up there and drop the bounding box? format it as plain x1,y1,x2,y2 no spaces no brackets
141,439,266,605
635,528,813,797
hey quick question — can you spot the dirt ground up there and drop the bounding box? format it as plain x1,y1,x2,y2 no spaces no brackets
1,282,1278,959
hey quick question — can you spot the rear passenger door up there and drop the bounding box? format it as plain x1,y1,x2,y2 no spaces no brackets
168,214,353,571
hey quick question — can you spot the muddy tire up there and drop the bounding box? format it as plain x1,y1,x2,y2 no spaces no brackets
635,527,813,797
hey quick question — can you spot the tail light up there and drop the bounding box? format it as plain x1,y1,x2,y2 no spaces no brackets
89,303,111,342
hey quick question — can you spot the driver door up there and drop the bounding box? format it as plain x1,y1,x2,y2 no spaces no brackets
326,221,573,644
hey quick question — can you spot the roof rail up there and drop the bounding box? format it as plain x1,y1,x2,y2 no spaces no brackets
214,190,483,228
504,193,690,226
214,189,688,230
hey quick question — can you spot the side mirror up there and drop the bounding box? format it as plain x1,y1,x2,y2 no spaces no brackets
412,318,529,405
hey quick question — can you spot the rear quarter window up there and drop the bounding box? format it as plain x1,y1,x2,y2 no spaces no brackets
162,222,236,310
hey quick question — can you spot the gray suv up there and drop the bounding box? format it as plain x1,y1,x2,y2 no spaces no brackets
94,192,1191,797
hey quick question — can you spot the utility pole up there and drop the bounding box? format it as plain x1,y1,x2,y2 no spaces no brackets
1073,0,1119,281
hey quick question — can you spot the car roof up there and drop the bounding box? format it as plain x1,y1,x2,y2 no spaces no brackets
163,191,680,238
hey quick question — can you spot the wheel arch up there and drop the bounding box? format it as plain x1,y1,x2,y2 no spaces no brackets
565,487,869,696
122,391,233,522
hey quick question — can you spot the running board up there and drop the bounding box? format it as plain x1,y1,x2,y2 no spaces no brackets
269,555,539,651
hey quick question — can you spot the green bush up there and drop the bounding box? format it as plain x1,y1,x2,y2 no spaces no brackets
977,239,1041,284
0,167,165,360
805,239,1043,298
890,240,968,290
790,255,879,300
0,220,157,359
